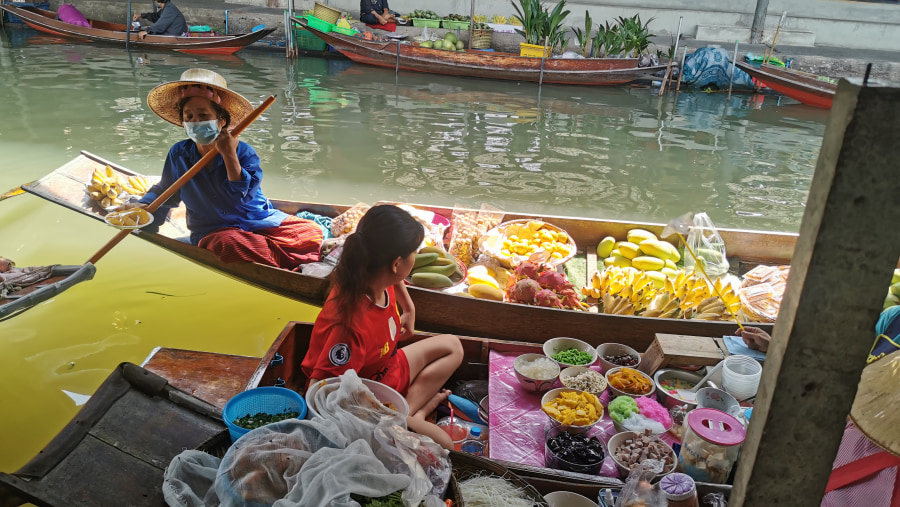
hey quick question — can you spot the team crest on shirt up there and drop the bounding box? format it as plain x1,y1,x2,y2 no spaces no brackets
329,343,351,366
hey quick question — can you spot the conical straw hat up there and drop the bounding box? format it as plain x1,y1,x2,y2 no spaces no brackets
147,68,253,127
849,349,900,457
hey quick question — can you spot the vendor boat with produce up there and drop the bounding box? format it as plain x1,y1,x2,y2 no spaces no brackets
23,151,806,350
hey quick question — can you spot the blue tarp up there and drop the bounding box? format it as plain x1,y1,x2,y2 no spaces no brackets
681,47,755,90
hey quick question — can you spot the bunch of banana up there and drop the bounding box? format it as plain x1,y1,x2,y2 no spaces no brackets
602,293,635,315
120,175,152,197
641,292,683,318
682,296,731,320
583,266,665,314
490,15,507,24
473,14,487,23
106,208,151,228
508,16,522,26
86,165,125,209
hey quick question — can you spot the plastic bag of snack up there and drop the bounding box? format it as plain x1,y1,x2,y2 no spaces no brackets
330,203,371,237
447,204,504,267
683,212,730,277
740,264,790,323
394,203,451,249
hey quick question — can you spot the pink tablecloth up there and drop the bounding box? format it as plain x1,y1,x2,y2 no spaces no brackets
487,349,680,479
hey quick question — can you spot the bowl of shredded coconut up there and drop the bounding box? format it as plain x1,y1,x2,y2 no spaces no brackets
514,353,560,393
559,366,608,395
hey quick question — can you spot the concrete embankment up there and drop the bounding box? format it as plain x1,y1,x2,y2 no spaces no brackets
19,0,900,82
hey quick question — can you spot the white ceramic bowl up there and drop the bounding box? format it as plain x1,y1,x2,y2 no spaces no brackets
513,353,560,393
695,387,743,420
559,366,608,394
545,491,600,507
595,342,641,374
305,377,409,419
606,366,656,399
543,337,598,368
607,430,677,479
540,387,604,432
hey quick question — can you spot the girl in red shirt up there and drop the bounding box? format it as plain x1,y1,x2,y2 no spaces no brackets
301,204,463,449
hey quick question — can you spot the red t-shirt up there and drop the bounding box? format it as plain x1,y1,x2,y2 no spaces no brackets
301,286,410,394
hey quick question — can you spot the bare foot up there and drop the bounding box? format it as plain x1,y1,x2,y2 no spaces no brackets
408,389,453,450
411,389,450,421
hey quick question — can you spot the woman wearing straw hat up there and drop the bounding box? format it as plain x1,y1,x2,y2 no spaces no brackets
120,69,324,269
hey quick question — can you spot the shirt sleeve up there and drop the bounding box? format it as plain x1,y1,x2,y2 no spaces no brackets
141,11,160,22
139,145,183,228
220,142,259,199
308,325,367,381
360,0,378,14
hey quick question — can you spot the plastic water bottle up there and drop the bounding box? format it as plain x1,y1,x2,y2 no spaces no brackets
460,426,485,456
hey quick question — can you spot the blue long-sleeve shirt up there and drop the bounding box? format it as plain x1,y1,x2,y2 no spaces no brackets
139,140,288,245
140,2,188,35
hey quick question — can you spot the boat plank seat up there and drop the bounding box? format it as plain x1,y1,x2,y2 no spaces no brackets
142,347,260,408
0,363,224,507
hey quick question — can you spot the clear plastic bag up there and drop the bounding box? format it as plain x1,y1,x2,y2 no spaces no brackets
683,212,730,277
740,265,790,323
393,203,451,249
615,462,668,507
447,204,504,267
330,202,370,237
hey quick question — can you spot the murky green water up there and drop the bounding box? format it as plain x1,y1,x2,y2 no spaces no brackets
0,26,827,472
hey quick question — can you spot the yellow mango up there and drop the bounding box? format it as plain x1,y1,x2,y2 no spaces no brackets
604,256,632,268
467,272,500,290
627,228,658,244
596,236,616,258
468,283,505,301
618,242,641,259
632,256,666,271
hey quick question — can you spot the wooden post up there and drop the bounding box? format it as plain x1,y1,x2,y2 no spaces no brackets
732,80,900,505
750,0,769,44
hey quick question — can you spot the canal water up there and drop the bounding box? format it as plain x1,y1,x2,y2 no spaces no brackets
0,26,828,472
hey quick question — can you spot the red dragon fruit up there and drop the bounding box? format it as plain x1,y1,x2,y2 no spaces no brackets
534,289,563,308
536,270,571,291
511,278,542,304
514,261,542,281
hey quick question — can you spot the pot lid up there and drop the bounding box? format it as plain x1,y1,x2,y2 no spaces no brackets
687,408,746,446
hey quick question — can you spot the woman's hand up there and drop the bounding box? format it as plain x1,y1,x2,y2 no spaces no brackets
214,128,239,155
735,326,771,352
132,13,141,21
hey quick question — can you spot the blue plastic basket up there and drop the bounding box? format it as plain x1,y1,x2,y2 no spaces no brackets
2,2,50,23
223,387,308,443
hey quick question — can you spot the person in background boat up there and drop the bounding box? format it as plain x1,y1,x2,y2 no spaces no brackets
733,307,900,507
301,204,464,450
117,69,324,270
359,0,396,28
132,0,188,39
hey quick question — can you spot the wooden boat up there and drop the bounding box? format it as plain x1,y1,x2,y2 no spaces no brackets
736,61,836,109
0,263,96,321
0,4,275,55
23,151,797,350
292,16,666,86
0,321,735,504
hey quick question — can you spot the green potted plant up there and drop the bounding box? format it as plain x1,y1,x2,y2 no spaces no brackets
572,10,593,57
511,0,570,57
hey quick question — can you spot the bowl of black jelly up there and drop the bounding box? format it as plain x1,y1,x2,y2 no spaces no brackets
544,425,606,475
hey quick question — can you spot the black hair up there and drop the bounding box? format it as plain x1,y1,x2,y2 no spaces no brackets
176,94,232,128
330,204,424,328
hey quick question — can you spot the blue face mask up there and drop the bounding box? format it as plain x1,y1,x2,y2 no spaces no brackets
184,120,220,146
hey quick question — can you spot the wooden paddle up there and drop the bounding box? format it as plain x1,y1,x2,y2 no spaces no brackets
87,95,277,265
0,183,31,202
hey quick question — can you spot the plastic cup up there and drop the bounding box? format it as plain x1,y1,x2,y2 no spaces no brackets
437,419,468,451
721,355,762,400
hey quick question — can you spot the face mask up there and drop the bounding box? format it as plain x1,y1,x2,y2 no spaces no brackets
184,120,220,146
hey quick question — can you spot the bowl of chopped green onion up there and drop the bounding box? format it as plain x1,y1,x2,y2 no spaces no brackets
223,386,308,443
543,337,598,368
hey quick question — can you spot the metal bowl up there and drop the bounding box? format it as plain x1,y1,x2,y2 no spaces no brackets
605,366,656,399
595,342,641,374
540,387,604,432
653,368,719,411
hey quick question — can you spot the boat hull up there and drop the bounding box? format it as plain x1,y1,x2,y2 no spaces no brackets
737,61,835,108
24,152,795,349
0,5,275,54
294,17,665,86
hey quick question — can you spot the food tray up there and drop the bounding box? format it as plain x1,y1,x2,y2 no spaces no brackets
441,20,470,30
104,210,154,229
304,14,334,33
411,18,440,28
332,25,357,36
480,219,577,269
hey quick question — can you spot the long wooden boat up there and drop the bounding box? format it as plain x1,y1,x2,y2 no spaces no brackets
292,16,666,86
736,61,836,109
0,321,735,504
23,151,797,349
0,263,96,321
0,5,275,55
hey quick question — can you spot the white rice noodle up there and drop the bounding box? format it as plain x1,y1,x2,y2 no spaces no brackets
458,475,536,507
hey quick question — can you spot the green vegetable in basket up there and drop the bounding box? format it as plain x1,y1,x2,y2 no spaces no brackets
233,410,300,430
350,491,406,507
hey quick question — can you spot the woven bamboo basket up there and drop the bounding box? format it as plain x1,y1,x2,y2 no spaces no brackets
313,2,341,25
470,28,493,50
449,450,549,506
